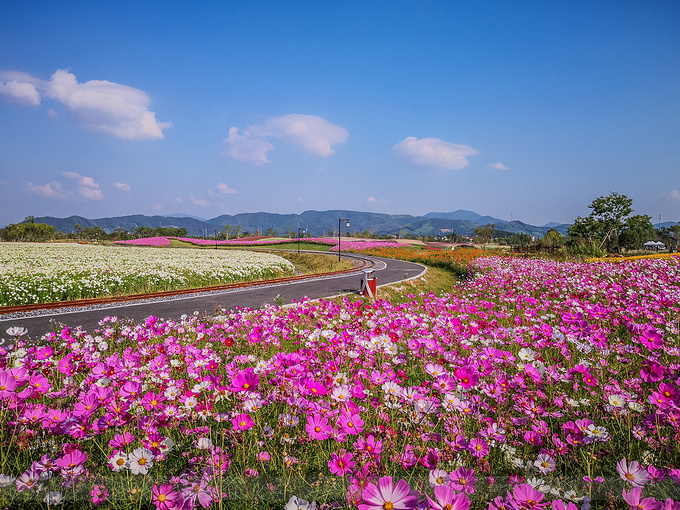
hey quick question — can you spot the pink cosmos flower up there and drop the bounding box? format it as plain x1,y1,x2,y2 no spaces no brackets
152,483,180,510
90,484,109,506
453,366,479,389
109,432,135,448
328,450,355,476
354,435,383,457
508,483,548,509
0,372,18,398
306,413,332,440
617,458,650,487
449,466,477,494
55,450,87,470
622,487,661,510
426,485,471,510
639,327,664,350
339,412,364,435
306,379,328,396
231,369,260,392
358,476,418,510
551,501,579,510
468,438,489,458
232,413,255,431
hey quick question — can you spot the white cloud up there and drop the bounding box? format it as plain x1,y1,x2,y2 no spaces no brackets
0,180,8,185
216,182,237,195
223,127,275,165
153,203,164,211
670,189,680,201
62,171,103,200
224,114,348,164
0,69,170,140
191,195,211,208
0,74,41,106
368,196,377,203
487,162,509,170
114,181,131,192
393,136,478,170
26,181,69,199
47,109,58,119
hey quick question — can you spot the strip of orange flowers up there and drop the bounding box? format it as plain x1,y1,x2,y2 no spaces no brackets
350,246,516,278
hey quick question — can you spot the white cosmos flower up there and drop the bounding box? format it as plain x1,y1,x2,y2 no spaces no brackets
108,452,129,472
608,395,626,408
128,448,154,475
534,454,556,474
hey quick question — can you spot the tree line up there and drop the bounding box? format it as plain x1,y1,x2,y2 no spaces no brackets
2,195,678,254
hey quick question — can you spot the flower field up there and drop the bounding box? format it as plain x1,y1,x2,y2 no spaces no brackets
0,254,679,508
0,243,295,306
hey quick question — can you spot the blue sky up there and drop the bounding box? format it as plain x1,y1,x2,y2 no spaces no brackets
1,0,679,227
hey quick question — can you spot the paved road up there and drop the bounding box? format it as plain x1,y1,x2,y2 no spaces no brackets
0,255,426,337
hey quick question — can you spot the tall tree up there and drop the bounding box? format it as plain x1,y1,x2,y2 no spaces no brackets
568,192,634,252
619,215,655,251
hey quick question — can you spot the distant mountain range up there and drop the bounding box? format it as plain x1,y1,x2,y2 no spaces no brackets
30,209,575,238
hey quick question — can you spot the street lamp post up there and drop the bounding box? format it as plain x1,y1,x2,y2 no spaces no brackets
297,227,305,253
338,218,349,261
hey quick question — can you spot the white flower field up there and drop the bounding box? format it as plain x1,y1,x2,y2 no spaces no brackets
0,243,295,306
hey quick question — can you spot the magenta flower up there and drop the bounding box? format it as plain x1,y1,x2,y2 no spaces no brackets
426,485,471,510
508,483,548,509
231,369,260,392
328,450,355,476
0,372,18,398
306,413,332,440
622,487,661,510
358,476,418,510
453,366,479,389
449,466,477,494
617,458,650,487
467,438,489,458
152,483,180,510
338,411,364,435
551,501,579,510
90,484,109,506
55,450,87,470
232,413,255,431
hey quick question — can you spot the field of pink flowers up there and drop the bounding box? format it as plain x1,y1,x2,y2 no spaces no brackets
0,255,679,509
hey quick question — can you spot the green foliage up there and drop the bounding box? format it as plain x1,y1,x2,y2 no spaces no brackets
568,192,640,252
619,214,655,251
0,217,56,241
507,232,532,249
134,226,188,238
473,223,496,245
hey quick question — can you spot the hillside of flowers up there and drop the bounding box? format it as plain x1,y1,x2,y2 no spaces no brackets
0,254,679,509
0,243,295,306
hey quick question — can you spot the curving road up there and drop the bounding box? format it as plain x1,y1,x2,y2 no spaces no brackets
0,254,426,337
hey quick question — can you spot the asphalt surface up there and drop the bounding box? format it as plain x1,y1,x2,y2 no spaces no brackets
0,255,426,337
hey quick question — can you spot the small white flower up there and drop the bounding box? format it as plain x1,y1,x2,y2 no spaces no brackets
608,395,626,408
195,438,213,450
108,452,129,472
6,327,28,337
43,491,64,505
